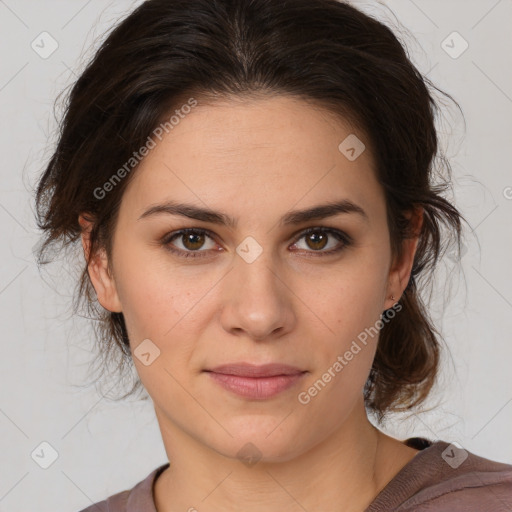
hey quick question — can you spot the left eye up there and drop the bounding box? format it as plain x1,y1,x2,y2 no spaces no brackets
290,227,351,255
161,227,351,258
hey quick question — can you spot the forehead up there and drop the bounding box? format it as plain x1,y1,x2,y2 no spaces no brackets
119,95,382,222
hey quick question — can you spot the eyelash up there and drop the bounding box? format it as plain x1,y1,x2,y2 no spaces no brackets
160,227,352,259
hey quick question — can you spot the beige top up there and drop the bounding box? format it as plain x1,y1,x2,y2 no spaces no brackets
78,437,512,511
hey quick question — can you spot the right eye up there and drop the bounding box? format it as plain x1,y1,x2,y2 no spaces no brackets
161,228,220,258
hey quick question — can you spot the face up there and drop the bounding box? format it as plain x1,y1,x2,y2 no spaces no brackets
83,95,418,463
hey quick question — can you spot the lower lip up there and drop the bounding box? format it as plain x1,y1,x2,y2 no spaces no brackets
206,371,307,399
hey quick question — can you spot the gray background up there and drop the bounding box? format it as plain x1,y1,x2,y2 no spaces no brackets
0,0,511,510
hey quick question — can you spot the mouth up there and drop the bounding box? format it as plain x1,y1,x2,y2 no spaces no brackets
203,363,308,400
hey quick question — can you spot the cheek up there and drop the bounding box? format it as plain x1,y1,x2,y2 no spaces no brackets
314,258,389,334
299,256,388,395
111,244,193,345
112,245,226,382
299,275,385,414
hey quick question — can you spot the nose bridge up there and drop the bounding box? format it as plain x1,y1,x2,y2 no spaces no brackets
233,234,282,298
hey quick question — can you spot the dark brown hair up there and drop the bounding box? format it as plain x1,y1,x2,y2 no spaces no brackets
34,0,467,421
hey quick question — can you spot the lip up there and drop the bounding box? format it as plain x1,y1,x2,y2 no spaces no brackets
206,363,305,377
204,363,307,400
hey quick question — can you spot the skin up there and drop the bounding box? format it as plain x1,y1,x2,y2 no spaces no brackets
80,95,423,512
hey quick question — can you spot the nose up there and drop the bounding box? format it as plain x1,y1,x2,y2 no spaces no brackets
219,247,296,342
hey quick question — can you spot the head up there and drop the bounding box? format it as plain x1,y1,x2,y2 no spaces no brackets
35,0,465,459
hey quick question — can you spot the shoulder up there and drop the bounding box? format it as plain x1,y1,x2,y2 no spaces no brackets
77,489,129,512
368,438,512,512
406,441,512,511
76,463,169,512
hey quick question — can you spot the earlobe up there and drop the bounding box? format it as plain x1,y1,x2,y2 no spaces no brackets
79,214,123,313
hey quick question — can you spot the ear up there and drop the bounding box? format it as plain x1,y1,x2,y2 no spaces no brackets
384,207,423,310
79,213,122,313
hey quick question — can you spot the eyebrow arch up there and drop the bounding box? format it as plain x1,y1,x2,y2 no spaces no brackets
137,199,369,227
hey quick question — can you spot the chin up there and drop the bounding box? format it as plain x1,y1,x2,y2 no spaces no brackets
206,417,310,465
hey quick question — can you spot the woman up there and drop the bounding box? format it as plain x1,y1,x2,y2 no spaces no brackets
34,0,512,510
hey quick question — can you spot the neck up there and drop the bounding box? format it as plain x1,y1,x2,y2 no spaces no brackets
153,401,416,512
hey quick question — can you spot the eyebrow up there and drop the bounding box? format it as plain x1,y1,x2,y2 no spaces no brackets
138,199,369,227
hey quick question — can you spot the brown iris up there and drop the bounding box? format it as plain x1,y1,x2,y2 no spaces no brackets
305,231,328,251
182,232,206,251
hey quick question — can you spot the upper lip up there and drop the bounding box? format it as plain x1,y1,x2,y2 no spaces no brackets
205,363,306,377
